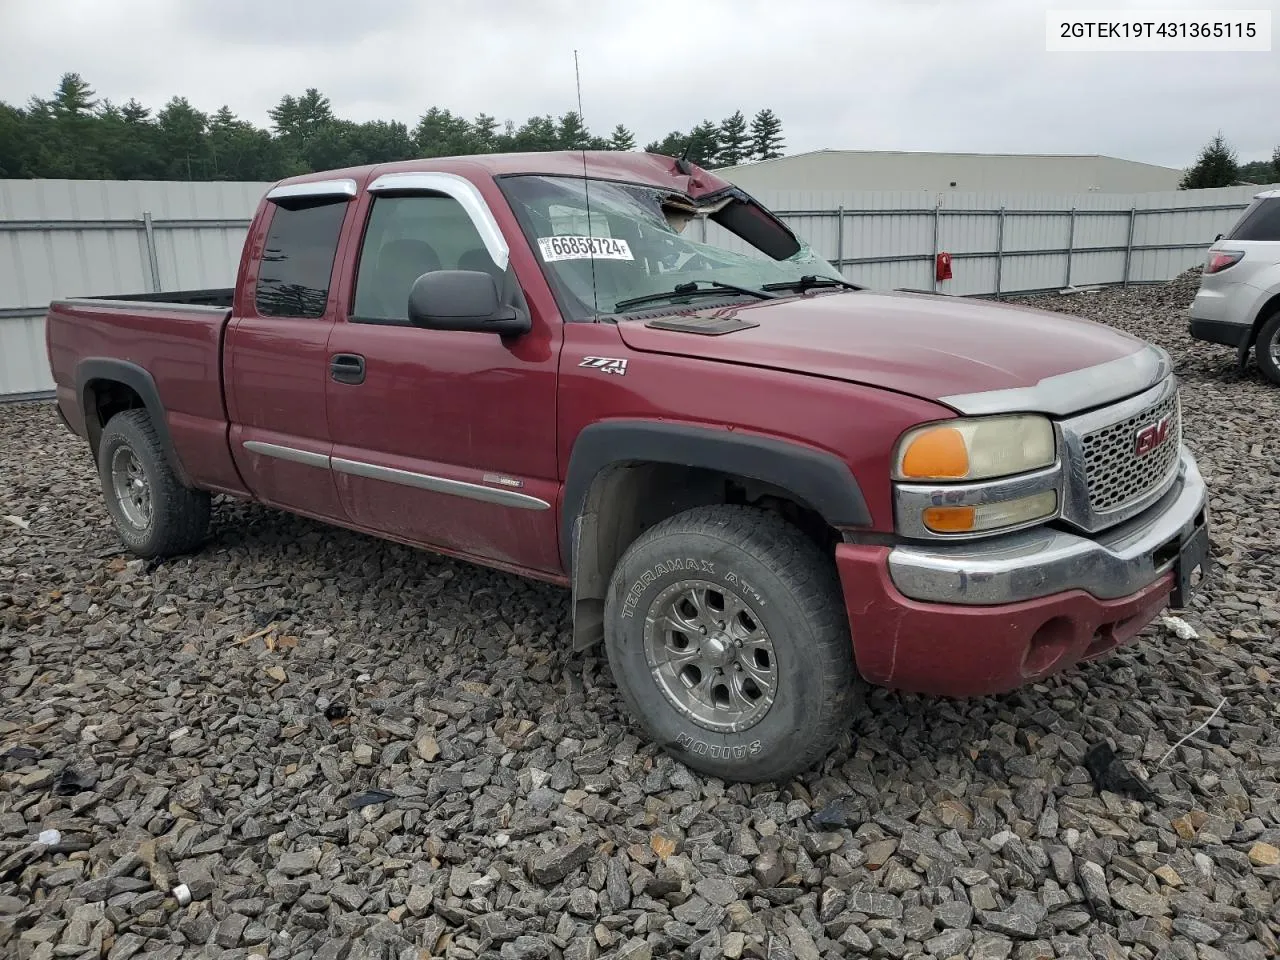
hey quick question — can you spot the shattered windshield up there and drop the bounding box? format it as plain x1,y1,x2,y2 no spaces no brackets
499,175,844,319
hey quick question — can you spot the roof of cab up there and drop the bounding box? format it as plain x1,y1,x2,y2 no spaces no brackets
270,151,735,197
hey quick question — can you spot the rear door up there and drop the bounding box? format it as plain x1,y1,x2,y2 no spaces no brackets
323,173,562,575
224,180,358,519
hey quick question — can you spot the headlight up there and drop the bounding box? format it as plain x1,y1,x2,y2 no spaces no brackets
894,415,1056,481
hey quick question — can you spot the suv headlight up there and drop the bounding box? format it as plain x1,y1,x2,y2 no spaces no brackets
893,415,1056,481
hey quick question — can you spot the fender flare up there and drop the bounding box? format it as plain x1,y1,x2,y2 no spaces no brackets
75,358,187,484
560,420,872,566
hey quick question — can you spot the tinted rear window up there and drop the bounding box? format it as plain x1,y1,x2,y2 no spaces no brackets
255,199,348,318
1227,197,1280,242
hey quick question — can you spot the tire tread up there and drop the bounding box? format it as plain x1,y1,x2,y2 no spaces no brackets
99,409,210,558
608,504,855,782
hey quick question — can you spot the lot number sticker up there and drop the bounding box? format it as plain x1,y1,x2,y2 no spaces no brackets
538,235,633,262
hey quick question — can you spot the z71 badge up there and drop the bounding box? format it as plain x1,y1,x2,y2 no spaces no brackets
579,356,628,376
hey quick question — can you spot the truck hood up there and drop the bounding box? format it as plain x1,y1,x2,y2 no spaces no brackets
615,290,1157,415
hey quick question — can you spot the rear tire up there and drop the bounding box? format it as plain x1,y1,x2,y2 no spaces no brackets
603,504,857,783
1256,313,1280,386
97,409,210,558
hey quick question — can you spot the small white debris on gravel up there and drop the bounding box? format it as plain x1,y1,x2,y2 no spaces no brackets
1161,616,1200,641
1,268,1277,958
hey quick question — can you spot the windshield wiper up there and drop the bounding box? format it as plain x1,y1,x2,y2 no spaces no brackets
612,280,777,313
761,274,861,293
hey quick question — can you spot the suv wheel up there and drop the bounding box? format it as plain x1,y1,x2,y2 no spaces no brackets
98,410,211,558
1256,312,1280,385
603,505,858,782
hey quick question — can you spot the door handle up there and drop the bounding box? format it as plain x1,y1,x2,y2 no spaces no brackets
330,353,365,385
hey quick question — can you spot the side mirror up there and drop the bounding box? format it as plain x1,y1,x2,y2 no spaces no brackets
1214,233,1224,242
406,270,530,336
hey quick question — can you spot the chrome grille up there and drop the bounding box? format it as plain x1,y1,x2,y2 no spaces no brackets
1081,390,1181,513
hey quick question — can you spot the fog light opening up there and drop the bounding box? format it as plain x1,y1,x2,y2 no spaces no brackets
1022,616,1075,677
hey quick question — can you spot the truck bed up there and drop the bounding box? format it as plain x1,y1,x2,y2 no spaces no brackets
45,292,247,497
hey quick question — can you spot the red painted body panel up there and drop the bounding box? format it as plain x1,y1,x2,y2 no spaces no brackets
45,300,247,496
835,544,1173,697
556,323,953,534
224,314,345,518
616,291,1149,403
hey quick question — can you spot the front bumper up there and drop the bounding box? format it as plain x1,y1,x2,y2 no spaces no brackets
835,447,1208,697
887,447,1205,605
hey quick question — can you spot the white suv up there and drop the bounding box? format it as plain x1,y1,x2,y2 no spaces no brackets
1189,189,1280,383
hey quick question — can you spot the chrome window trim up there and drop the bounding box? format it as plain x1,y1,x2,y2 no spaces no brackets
894,462,1063,541
331,457,548,510
243,440,330,469
366,172,510,272
939,345,1171,417
1057,376,1181,533
266,179,359,202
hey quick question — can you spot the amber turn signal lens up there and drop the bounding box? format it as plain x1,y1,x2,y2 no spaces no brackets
900,427,969,479
921,505,976,532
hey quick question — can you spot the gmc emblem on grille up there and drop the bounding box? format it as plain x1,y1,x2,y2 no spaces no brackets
1134,416,1172,457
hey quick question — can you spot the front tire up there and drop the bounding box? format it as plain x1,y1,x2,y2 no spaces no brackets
603,505,857,782
1256,312,1280,386
97,409,210,558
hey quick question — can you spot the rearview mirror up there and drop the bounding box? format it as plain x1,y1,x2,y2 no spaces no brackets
407,270,530,336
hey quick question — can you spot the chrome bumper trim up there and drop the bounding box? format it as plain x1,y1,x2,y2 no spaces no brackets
887,447,1206,605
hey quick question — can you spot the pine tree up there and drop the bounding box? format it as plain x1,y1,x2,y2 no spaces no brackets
607,124,636,151
157,97,210,179
749,109,784,161
1273,145,1280,182
556,111,589,150
685,121,720,167
716,111,749,167
644,131,687,157
1179,133,1239,189
121,99,151,124
413,107,475,157
51,73,96,116
471,113,498,152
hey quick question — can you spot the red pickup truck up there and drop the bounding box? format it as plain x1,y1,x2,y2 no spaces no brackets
45,151,1210,782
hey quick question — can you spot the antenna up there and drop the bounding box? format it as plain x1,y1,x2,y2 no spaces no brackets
574,49,599,316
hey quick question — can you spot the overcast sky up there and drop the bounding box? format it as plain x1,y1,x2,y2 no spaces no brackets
1,0,1276,168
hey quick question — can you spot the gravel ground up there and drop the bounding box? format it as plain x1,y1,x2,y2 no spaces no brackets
2,269,1279,960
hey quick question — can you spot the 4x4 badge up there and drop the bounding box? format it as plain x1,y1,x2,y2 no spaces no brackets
579,356,628,376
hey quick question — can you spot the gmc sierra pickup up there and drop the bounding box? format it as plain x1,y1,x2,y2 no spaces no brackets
46,151,1211,782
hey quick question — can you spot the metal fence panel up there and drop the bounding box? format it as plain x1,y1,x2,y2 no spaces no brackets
0,179,267,399
3,177,1278,399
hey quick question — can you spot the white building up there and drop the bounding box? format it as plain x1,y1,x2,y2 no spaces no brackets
717,149,1183,195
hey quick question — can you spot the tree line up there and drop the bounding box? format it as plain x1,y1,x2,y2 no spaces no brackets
1181,132,1280,189
0,73,786,182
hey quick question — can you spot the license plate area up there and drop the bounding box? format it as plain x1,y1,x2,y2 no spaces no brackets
1170,519,1211,608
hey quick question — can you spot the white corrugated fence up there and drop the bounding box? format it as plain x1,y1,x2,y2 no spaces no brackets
1,179,270,400
2,176,1276,399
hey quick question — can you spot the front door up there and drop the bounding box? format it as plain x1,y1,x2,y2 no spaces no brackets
224,187,354,520
324,187,562,574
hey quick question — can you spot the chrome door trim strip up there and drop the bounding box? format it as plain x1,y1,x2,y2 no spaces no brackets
939,345,1171,417
242,440,331,469
331,456,549,510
